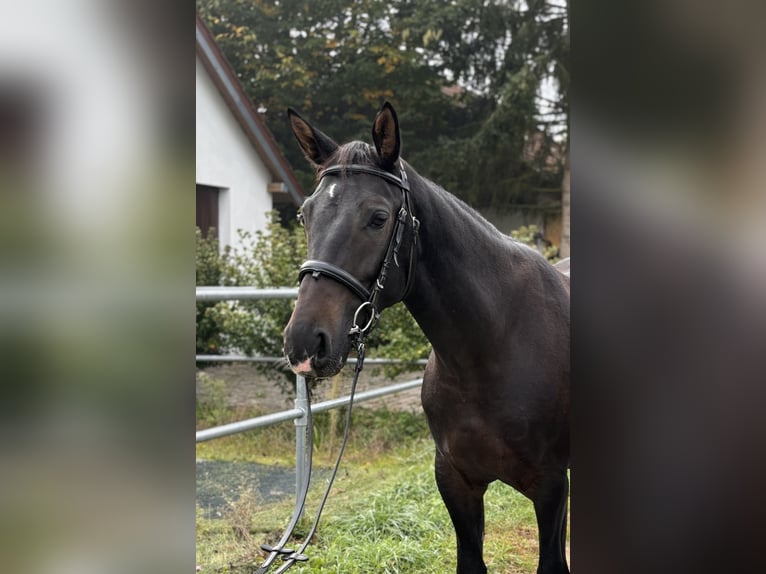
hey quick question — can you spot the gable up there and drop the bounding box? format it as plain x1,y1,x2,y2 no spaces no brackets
195,14,302,206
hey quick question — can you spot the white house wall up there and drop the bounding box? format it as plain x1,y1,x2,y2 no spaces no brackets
196,56,273,249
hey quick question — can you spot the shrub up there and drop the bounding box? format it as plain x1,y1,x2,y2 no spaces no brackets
209,213,307,359
196,227,230,356
372,302,430,377
510,224,560,262
196,212,431,391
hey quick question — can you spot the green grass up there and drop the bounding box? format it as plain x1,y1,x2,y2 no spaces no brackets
196,401,432,466
196,386,564,573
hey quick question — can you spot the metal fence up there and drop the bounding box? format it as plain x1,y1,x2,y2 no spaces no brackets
195,286,426,505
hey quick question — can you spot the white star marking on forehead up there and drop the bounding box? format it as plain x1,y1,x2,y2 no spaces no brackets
327,183,337,199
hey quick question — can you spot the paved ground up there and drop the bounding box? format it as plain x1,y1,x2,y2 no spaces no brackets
196,459,331,519
196,362,424,517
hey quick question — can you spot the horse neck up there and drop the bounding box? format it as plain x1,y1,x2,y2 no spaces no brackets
402,172,525,365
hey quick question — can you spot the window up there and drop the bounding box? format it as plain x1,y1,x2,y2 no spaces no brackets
196,184,219,238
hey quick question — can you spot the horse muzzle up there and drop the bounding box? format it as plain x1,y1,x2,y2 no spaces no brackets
283,323,349,379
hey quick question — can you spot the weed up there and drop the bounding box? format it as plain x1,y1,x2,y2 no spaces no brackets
197,436,550,573
196,394,558,573
196,373,229,425
196,406,430,466
224,490,261,542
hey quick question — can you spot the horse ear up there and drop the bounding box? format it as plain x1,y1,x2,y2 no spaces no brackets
372,101,401,170
287,108,338,166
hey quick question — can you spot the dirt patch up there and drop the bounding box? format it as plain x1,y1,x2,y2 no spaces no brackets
196,362,425,414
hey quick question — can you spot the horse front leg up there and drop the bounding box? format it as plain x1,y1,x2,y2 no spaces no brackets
532,469,569,574
434,450,488,574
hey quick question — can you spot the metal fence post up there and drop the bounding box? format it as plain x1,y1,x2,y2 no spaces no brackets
293,374,309,518
195,286,425,512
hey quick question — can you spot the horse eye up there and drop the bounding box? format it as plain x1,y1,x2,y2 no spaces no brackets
369,211,389,229
297,211,305,227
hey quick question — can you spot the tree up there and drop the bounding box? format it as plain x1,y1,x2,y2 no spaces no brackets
198,0,453,192
398,0,570,211
197,0,569,226
560,155,570,257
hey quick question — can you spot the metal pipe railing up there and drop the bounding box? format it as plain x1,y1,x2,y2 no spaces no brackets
196,286,299,301
195,354,427,366
195,377,423,443
195,407,306,442
195,286,426,508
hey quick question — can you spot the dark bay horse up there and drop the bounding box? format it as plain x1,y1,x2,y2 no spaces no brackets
283,102,570,574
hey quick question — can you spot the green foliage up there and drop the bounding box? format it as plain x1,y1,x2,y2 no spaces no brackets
197,0,569,214
196,213,429,389
196,435,547,573
196,227,229,355
509,224,537,245
511,224,560,262
372,303,431,376
196,397,431,466
210,213,307,359
198,0,454,193
195,213,306,388
195,373,230,424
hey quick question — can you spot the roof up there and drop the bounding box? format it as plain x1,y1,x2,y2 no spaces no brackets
195,14,304,205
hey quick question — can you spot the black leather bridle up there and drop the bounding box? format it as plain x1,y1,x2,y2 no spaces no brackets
298,160,420,337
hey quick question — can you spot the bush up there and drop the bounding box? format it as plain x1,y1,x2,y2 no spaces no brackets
196,227,229,356
372,302,430,377
208,213,307,359
510,224,560,262
195,212,430,391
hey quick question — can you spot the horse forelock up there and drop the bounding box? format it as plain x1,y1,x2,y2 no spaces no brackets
317,141,377,180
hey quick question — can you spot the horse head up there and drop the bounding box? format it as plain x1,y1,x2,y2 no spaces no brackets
283,102,418,378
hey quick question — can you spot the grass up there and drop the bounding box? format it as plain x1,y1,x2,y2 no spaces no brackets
196,378,563,573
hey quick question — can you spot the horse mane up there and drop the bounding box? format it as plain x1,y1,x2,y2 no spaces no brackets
317,141,543,260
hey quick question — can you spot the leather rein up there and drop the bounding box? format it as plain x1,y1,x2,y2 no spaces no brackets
255,161,419,573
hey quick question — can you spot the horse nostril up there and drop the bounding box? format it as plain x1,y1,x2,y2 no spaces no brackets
314,328,330,359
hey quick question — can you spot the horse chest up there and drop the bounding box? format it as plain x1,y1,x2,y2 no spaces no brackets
422,370,547,483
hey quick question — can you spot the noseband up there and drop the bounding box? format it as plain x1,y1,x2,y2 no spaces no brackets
298,161,420,337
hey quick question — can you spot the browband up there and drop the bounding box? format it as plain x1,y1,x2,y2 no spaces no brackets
320,164,410,191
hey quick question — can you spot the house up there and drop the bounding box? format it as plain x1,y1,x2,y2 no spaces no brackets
196,14,303,249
